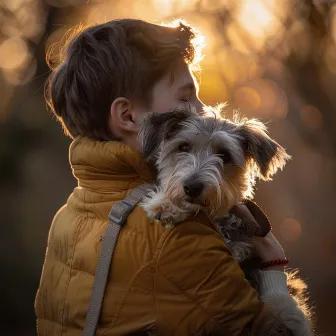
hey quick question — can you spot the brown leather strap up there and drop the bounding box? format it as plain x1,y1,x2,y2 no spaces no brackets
82,184,155,336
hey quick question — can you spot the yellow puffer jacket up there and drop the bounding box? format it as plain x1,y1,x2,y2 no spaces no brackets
35,136,271,336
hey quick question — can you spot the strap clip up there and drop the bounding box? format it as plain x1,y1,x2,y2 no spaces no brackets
108,200,134,226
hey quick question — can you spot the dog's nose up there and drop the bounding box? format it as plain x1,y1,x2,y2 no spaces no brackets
184,182,204,198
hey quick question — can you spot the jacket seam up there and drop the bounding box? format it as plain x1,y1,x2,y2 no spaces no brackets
156,222,263,335
60,201,89,335
157,267,225,332
106,188,159,329
151,228,177,335
108,262,155,327
153,224,230,334
71,266,95,277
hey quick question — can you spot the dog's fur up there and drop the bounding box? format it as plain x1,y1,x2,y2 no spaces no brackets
139,105,314,335
139,105,289,261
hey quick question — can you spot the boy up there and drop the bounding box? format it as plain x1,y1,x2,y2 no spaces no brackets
35,19,310,335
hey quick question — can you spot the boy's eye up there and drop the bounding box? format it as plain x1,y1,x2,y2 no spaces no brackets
178,143,190,152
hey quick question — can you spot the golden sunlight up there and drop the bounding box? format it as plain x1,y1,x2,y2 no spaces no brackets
153,0,174,16
237,0,282,48
152,0,197,16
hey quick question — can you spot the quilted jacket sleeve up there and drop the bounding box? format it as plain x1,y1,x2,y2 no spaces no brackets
154,216,271,336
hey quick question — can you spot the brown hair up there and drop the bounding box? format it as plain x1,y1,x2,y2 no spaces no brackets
46,19,202,141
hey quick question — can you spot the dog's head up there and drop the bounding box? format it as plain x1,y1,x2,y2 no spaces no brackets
139,106,290,218
139,104,199,162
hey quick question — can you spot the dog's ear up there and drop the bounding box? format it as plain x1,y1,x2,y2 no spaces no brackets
235,119,290,180
139,107,193,161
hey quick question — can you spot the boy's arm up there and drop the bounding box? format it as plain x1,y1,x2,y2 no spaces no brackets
154,217,298,335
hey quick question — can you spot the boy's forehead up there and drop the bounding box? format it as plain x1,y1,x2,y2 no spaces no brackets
156,67,196,92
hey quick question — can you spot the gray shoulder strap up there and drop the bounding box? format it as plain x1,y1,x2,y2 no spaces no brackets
82,183,155,336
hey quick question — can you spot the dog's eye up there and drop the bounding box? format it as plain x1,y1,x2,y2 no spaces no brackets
218,151,231,163
179,143,190,152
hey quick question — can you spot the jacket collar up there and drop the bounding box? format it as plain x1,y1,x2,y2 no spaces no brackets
69,136,156,192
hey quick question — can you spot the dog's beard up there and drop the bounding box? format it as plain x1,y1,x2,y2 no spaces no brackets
157,154,247,220
207,179,241,219
157,166,200,215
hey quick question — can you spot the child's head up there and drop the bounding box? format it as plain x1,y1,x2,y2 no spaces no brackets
47,18,204,147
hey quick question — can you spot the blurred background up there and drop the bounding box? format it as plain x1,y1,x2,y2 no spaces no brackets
1,0,335,335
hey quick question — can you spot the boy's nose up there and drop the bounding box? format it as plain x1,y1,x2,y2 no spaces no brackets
194,98,205,115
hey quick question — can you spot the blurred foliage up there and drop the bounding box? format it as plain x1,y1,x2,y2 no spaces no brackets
1,0,336,334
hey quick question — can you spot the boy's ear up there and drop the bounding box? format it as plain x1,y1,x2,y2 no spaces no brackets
235,119,291,180
139,107,193,162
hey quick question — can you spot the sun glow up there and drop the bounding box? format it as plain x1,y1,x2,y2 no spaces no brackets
237,0,281,43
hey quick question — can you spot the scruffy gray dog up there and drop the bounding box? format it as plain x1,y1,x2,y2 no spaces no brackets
139,105,290,262
139,106,314,334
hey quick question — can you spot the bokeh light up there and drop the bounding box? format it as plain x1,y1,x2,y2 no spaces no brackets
236,0,285,51
280,218,302,242
153,0,197,16
237,0,276,39
0,37,31,71
1,1,336,335
234,87,261,112
300,105,323,130
234,79,288,118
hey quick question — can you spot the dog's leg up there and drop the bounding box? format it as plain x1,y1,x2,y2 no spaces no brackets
224,239,253,263
218,213,255,262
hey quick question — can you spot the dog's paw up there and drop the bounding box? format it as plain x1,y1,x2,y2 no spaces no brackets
141,190,189,227
156,202,190,227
